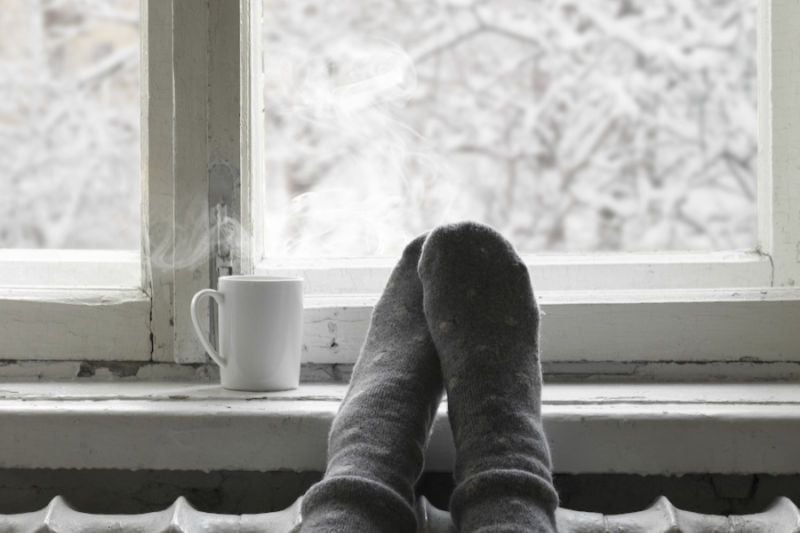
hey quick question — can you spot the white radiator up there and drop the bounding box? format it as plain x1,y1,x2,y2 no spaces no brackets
1,495,799,533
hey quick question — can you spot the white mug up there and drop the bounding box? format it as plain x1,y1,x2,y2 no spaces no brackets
190,275,303,391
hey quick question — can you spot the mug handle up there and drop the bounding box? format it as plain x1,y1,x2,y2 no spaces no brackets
190,289,227,367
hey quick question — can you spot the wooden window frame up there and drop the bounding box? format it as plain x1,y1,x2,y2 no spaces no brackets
0,0,247,365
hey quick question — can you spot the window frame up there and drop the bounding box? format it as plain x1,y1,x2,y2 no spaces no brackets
1,0,798,377
0,0,245,365
0,1,158,362
147,0,249,365
252,0,800,377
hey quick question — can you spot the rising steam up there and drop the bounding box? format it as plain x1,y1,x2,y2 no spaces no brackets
262,36,460,258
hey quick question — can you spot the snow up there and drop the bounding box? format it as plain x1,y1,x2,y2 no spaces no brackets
0,0,140,250
0,0,757,258
261,0,758,257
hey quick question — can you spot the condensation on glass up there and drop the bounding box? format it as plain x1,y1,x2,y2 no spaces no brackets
261,0,757,257
0,0,140,250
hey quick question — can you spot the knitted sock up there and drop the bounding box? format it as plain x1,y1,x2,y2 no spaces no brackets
300,234,444,533
418,221,559,533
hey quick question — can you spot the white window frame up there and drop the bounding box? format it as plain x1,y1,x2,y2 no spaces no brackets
0,0,159,362
0,0,246,366
252,0,800,378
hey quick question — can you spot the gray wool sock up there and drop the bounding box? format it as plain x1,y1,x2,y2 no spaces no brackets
418,221,559,533
300,234,444,533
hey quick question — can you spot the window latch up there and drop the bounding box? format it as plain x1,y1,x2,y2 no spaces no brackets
214,202,234,279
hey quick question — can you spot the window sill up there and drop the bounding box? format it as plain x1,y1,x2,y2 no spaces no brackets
301,289,800,371
0,382,798,474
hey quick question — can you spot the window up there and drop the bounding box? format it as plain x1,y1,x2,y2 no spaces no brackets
259,0,757,257
1,0,141,252
0,0,141,288
0,0,148,363
1,0,798,378
252,0,800,378
0,0,236,366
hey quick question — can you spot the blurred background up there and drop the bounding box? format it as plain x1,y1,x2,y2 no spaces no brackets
0,0,140,250
0,0,757,257
261,0,757,257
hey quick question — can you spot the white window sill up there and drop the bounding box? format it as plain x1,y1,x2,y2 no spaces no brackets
0,382,798,474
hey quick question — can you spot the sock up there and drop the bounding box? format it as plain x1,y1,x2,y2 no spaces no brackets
300,234,444,533
418,221,559,532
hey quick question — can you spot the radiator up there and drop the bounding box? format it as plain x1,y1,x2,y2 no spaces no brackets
1,495,799,533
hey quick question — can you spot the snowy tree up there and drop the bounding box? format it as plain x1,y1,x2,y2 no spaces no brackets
0,0,756,257
261,0,757,256
0,0,140,250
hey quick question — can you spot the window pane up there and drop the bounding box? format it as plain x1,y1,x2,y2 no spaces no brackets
260,0,756,257
0,0,140,250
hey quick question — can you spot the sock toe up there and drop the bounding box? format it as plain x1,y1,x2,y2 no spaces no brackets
418,222,527,281
418,221,538,351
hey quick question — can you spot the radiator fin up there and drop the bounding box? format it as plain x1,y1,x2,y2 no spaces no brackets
1,495,798,532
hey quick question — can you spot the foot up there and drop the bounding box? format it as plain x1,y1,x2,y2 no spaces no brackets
301,234,443,533
418,221,558,532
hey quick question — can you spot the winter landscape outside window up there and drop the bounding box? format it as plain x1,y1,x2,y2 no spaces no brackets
259,0,757,258
1,0,798,372
253,0,800,373
0,1,757,257
0,0,140,251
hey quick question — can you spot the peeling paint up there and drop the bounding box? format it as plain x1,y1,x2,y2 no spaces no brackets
3,359,800,383
0,361,354,384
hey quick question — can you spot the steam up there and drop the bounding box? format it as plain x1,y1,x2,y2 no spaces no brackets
150,197,251,273
262,36,460,258
151,36,462,270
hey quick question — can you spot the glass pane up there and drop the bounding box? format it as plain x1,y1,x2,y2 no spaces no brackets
261,0,756,257
0,0,140,250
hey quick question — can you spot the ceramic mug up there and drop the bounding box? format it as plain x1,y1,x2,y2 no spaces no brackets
190,275,303,391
